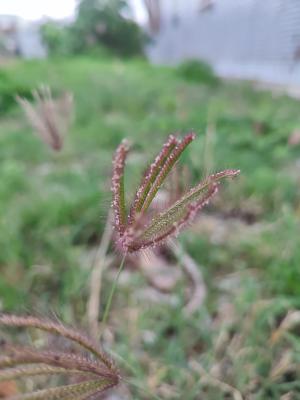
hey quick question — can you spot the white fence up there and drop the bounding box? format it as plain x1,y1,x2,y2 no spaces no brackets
147,0,300,85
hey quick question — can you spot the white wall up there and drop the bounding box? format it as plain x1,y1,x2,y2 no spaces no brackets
147,0,300,84
17,23,46,59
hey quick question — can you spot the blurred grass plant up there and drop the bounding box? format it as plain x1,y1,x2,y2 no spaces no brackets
17,86,73,151
177,59,219,86
0,314,119,399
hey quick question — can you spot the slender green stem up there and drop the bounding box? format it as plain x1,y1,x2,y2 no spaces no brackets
102,253,127,327
122,378,163,400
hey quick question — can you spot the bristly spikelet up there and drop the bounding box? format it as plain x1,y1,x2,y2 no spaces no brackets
139,132,196,214
0,314,119,399
112,139,130,236
129,134,178,223
128,182,221,252
112,133,240,253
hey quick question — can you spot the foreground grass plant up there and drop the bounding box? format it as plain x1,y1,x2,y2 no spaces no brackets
112,133,239,253
102,133,239,326
0,314,119,399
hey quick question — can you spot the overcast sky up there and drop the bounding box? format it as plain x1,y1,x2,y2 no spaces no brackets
0,0,146,21
0,0,76,20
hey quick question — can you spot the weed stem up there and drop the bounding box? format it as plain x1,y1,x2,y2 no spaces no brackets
101,253,127,327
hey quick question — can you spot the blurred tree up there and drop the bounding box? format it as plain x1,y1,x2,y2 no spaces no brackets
41,22,73,56
42,0,146,58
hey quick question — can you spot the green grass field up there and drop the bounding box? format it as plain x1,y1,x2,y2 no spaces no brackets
1,57,300,398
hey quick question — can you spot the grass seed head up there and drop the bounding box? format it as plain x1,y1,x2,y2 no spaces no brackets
0,314,119,399
112,133,240,253
17,85,73,151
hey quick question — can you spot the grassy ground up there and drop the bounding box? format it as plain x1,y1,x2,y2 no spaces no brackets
1,57,300,398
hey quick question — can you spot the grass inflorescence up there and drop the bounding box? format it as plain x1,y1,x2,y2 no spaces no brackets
0,314,119,399
112,133,239,253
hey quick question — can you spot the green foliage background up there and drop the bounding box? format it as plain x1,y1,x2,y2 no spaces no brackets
1,56,300,398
